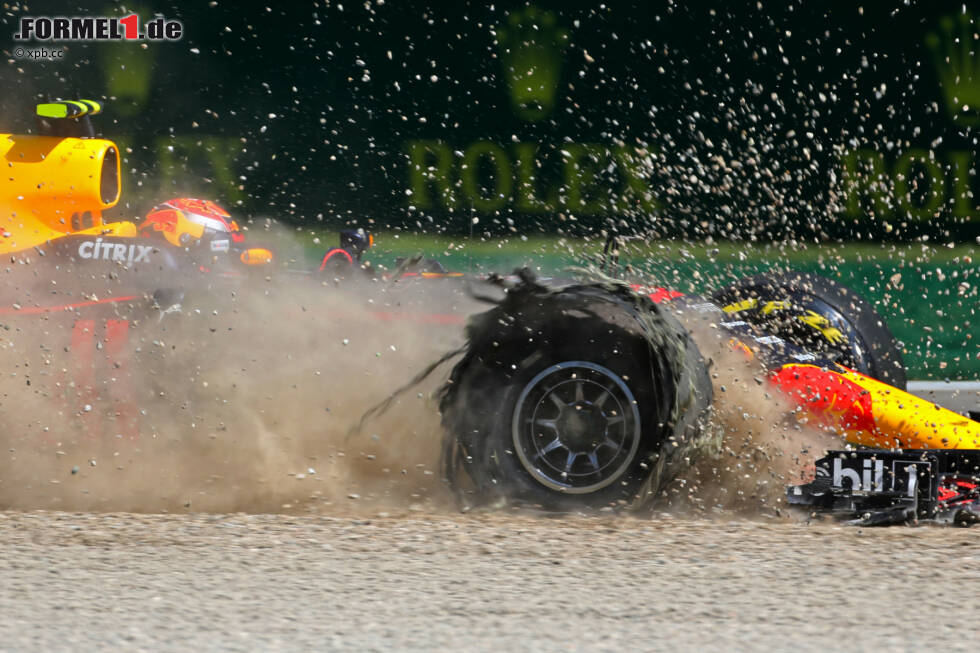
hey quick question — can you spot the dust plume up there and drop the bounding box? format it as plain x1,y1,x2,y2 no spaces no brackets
662,316,842,518
0,245,839,519
0,239,477,514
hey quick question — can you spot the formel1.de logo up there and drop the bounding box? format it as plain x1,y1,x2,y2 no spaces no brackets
13,15,182,41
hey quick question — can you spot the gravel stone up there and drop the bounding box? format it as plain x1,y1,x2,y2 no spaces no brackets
0,511,977,651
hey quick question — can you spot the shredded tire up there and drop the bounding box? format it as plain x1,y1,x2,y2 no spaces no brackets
440,276,714,511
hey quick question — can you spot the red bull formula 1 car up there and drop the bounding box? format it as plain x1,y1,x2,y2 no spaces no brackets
4,100,980,525
438,269,980,525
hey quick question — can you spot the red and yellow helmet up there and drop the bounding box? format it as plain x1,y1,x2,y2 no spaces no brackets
140,198,244,250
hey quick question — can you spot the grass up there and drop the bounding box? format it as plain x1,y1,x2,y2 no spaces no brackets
273,227,979,380
286,228,979,270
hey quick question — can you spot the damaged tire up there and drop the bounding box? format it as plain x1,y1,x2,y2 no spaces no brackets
440,280,714,511
712,271,905,388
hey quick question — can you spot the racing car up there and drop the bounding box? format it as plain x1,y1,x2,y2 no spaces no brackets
437,267,980,525
0,100,278,295
0,99,462,439
4,100,979,525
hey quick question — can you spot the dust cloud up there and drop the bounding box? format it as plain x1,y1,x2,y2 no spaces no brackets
0,247,840,518
662,315,842,518
0,248,477,514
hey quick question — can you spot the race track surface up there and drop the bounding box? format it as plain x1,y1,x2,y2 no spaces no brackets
1,511,977,652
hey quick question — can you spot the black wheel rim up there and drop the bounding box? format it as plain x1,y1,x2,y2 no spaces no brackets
511,361,642,494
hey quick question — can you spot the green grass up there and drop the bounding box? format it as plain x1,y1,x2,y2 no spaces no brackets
281,228,980,381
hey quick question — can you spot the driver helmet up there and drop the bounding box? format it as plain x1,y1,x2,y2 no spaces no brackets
140,198,244,252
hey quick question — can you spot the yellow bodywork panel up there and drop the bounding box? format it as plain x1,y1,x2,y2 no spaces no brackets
0,133,124,254
774,363,980,450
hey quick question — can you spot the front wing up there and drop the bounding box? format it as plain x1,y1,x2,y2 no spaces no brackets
788,449,980,525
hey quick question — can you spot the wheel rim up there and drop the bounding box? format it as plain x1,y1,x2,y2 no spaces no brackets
511,361,642,494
